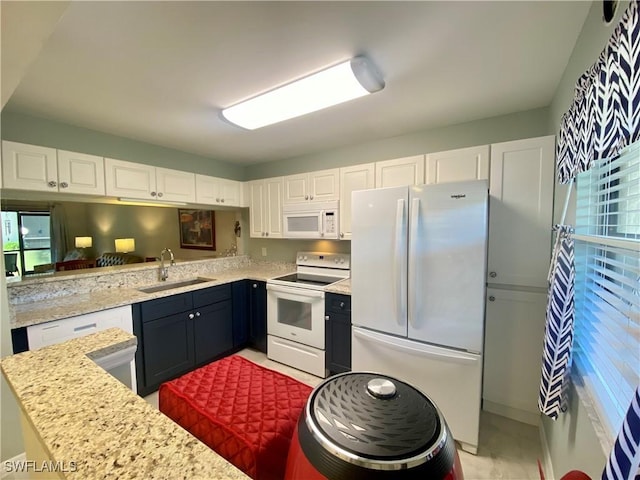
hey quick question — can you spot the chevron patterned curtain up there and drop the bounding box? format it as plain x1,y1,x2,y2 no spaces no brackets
602,386,640,480
538,226,575,420
556,0,639,184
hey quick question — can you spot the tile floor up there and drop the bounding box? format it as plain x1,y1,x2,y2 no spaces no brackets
144,348,544,480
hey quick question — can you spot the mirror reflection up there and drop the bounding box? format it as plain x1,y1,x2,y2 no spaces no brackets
2,200,243,277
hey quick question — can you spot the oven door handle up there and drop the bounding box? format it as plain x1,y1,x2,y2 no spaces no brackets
267,283,325,298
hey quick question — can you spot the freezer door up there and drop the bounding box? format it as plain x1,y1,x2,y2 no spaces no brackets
351,186,408,337
352,326,481,454
408,180,488,353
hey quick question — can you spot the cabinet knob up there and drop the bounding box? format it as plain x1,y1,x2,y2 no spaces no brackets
48,181,57,188
221,198,225,203
489,296,496,302
489,272,497,278
325,315,330,321
340,232,344,238
320,232,324,237
339,302,345,308
265,232,269,237
59,182,68,188
305,195,309,200
195,311,201,317
216,198,220,202
310,195,314,200
157,192,163,198
252,283,258,288
150,191,157,197
188,313,195,319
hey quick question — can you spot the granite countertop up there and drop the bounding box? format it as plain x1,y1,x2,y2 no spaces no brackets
1,328,249,480
10,262,295,329
325,278,351,295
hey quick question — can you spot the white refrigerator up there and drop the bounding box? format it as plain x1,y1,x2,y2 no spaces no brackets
351,180,488,454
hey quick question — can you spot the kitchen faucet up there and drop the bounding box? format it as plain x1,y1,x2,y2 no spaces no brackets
160,248,175,281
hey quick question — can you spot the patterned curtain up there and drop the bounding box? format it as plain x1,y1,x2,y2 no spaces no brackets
49,204,69,263
556,0,639,184
538,226,575,420
602,386,640,480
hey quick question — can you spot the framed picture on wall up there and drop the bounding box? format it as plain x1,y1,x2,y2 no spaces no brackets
178,209,216,250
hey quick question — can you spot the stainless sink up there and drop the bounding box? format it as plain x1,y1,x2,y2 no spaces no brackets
137,278,212,294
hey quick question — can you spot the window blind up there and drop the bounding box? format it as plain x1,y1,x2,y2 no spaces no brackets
574,142,640,438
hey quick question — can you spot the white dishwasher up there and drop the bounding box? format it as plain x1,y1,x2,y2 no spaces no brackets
27,306,137,392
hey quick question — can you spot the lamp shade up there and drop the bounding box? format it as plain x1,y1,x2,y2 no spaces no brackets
75,236,93,248
115,238,135,253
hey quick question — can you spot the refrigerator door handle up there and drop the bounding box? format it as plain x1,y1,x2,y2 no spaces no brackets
408,197,421,328
353,328,479,365
393,199,407,326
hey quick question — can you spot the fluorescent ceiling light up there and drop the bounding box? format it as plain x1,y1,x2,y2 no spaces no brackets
117,197,187,207
221,56,384,130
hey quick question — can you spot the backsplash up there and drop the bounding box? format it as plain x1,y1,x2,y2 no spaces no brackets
6,255,253,305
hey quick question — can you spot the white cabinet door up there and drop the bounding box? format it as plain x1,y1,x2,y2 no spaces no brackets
375,155,425,188
196,174,242,207
425,145,490,184
339,163,375,240
283,174,308,204
309,168,339,202
482,288,547,425
248,177,283,238
155,167,195,203
488,135,555,288
1,141,58,191
283,169,339,204
248,180,266,237
57,150,105,196
105,158,156,199
217,178,241,206
264,177,283,238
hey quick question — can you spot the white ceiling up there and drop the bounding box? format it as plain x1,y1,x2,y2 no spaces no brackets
2,1,591,166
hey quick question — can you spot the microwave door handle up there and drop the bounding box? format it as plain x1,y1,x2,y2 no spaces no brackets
320,210,325,236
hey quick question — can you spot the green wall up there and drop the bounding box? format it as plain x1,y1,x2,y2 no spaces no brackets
246,107,551,180
0,110,245,181
541,1,632,478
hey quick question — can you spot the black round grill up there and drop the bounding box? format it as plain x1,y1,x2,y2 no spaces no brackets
309,373,440,460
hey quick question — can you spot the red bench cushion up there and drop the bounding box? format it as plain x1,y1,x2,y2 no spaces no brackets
159,354,313,480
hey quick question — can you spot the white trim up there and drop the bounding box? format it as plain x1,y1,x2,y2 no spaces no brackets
482,400,541,426
1,452,26,479
538,419,556,480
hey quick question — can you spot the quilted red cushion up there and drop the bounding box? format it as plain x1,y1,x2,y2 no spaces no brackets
159,354,313,480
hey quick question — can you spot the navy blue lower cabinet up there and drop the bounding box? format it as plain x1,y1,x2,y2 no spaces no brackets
325,293,352,375
248,280,267,353
231,281,249,347
11,327,28,353
133,284,234,396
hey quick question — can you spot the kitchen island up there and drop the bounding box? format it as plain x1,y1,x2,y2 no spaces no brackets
1,328,249,480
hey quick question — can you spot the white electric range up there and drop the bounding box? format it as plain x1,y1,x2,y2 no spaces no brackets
266,251,350,377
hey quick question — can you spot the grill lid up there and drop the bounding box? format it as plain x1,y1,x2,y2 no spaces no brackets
308,372,442,461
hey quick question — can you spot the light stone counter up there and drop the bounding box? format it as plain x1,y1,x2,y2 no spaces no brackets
325,277,351,295
1,328,249,480
9,257,295,329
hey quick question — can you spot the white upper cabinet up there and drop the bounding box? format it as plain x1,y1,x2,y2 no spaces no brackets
57,150,105,195
195,174,241,207
487,135,555,288
339,163,375,240
249,177,283,238
425,145,490,184
283,168,339,204
1,141,105,195
375,155,425,188
105,158,195,203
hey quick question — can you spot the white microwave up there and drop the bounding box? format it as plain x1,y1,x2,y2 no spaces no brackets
282,201,339,239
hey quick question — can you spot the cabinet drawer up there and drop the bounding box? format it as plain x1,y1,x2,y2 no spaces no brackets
193,284,231,308
140,292,193,322
325,294,351,314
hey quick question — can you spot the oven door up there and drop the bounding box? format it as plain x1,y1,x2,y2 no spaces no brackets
267,283,325,349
